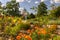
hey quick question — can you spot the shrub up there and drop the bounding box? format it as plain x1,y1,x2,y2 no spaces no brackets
31,32,39,40
9,25,21,36
4,26,11,35
19,23,30,30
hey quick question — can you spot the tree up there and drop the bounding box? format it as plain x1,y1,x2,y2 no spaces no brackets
27,13,35,19
0,2,2,14
6,0,20,16
0,2,2,8
54,6,60,17
30,6,37,12
49,6,60,18
37,2,47,17
48,9,56,18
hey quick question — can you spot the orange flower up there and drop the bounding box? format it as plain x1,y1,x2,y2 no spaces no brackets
41,30,47,35
38,28,47,35
16,36,21,40
25,35,32,40
27,29,31,33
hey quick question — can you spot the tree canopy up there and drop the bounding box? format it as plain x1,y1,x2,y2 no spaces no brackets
6,0,20,16
55,6,60,17
37,2,47,17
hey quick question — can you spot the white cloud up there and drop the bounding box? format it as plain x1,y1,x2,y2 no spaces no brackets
16,0,24,2
50,0,60,3
28,1,31,3
54,0,60,3
50,0,55,4
41,0,45,2
26,0,31,3
1,4,4,6
40,0,48,2
35,1,39,4
7,0,11,1
19,7,24,11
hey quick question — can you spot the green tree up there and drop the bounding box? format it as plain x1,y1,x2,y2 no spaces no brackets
54,6,60,17
50,6,60,18
37,2,47,17
30,6,37,12
29,13,35,19
0,2,2,8
6,0,20,16
27,13,35,19
47,4,56,19
0,2,2,14
49,10,56,18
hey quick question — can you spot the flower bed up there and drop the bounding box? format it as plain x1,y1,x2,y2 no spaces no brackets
0,15,60,40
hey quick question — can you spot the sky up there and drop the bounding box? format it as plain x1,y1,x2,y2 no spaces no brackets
0,0,60,13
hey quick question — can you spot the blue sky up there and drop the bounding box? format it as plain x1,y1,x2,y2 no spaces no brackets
0,0,60,13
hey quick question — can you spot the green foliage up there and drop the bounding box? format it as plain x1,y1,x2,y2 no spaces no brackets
45,34,51,38
9,25,20,36
49,10,56,18
19,23,30,30
6,0,20,16
38,34,50,40
0,2,3,14
9,23,30,36
10,27,18,36
31,32,39,40
20,37,28,40
50,6,60,18
4,26,11,34
30,6,37,12
4,24,21,36
54,6,60,17
37,2,47,17
39,34,45,39
27,13,35,19
0,25,2,30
